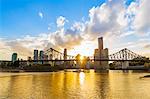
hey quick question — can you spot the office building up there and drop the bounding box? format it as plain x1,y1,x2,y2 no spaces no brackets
12,53,17,63
39,50,44,60
34,50,38,64
39,50,44,64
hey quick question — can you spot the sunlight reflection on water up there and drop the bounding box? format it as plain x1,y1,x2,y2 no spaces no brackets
0,70,150,99
79,72,85,85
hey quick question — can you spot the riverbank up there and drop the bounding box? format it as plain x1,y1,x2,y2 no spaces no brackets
0,68,150,73
0,64,150,73
0,65,64,72
0,68,21,72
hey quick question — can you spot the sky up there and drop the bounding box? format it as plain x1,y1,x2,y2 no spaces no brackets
0,0,150,60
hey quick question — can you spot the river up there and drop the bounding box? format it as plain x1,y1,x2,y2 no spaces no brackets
0,70,150,99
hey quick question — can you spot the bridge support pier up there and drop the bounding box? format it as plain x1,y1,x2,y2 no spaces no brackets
94,47,109,72
122,61,129,69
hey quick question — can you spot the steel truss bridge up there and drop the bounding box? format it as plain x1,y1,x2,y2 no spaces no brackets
0,48,149,62
15,48,148,62
40,48,147,61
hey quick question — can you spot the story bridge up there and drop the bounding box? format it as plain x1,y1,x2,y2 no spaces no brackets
40,48,146,61
0,48,148,62
0,48,149,70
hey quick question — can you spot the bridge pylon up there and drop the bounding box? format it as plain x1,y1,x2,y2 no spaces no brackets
94,37,109,72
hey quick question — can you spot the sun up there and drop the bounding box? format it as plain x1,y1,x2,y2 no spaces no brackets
68,41,97,57
80,56,84,61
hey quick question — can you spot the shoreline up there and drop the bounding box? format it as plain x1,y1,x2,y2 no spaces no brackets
0,68,150,73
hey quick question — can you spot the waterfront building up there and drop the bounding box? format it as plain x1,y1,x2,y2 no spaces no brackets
34,50,38,64
94,37,109,70
27,56,33,66
12,53,17,63
39,50,44,60
28,56,32,61
39,50,44,64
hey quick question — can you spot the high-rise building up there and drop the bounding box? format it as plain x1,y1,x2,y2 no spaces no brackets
39,50,44,60
12,53,17,63
39,50,44,64
34,50,38,64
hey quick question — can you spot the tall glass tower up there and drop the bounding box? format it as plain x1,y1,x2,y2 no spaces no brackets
34,50,38,64
12,53,17,63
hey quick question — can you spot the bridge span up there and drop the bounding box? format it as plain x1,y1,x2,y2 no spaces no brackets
0,48,149,70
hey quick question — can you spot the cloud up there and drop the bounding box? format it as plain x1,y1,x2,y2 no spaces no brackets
2,0,130,59
0,25,83,59
38,12,43,19
144,44,150,49
56,16,68,27
1,0,150,59
127,0,150,35
82,0,150,41
133,0,150,33
83,0,128,41
6,41,32,58
0,39,12,60
46,27,83,50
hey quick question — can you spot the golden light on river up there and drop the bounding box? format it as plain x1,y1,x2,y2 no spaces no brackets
79,72,85,85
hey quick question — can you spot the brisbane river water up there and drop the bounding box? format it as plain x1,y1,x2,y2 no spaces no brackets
0,70,150,99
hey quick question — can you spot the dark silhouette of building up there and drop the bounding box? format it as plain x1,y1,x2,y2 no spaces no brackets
34,50,38,64
12,53,17,63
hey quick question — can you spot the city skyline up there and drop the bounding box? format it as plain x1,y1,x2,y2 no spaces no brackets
0,0,150,60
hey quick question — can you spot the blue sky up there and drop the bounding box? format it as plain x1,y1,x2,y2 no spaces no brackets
0,0,150,59
0,0,106,38
0,0,135,38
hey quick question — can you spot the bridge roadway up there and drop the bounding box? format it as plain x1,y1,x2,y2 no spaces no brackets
0,59,150,62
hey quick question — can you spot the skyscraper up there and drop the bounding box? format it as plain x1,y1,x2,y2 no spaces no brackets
39,50,44,60
12,53,17,63
34,50,38,64
39,50,44,64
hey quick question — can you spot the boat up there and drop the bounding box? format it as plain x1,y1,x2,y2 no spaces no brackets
143,75,150,78
140,75,150,78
